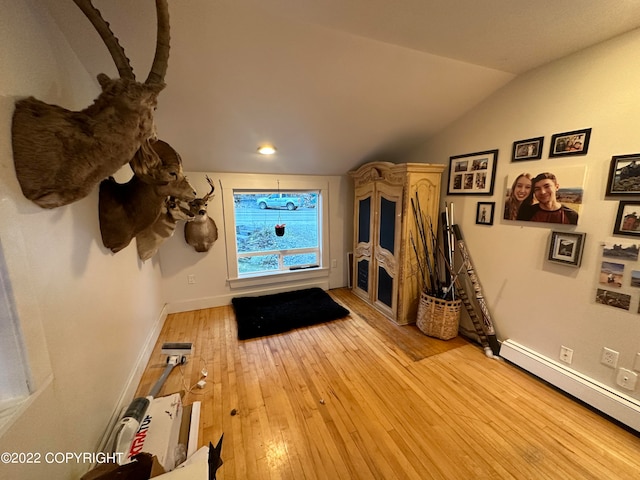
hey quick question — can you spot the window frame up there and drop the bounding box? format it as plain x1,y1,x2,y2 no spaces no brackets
0,237,39,437
221,175,331,289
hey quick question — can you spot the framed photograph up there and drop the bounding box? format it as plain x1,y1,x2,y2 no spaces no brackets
476,202,495,225
613,201,640,237
605,153,640,197
602,241,639,261
549,128,591,157
547,231,586,267
447,149,498,195
599,261,624,287
512,136,544,162
503,165,586,224
595,288,631,311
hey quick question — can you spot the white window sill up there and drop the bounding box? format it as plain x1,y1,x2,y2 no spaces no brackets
227,266,329,289
0,373,53,438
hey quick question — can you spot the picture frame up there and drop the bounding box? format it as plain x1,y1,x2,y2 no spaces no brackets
503,165,586,224
447,149,498,195
512,136,544,162
595,288,631,311
549,128,591,157
475,202,495,225
605,153,640,197
547,231,586,267
613,201,640,237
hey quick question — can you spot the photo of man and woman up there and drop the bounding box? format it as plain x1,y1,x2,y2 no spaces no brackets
503,166,585,225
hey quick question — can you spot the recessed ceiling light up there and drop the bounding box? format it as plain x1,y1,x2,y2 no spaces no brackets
257,144,276,155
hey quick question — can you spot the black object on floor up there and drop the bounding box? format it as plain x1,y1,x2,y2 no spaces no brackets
232,288,350,340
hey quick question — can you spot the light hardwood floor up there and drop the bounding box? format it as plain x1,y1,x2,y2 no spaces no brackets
135,288,640,479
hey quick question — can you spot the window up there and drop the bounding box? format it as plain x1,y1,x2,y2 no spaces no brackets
0,238,31,413
220,175,331,287
233,191,320,275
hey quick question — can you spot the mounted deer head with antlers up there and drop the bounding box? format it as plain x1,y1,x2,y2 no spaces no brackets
99,140,196,254
12,0,171,208
184,176,219,253
136,196,195,262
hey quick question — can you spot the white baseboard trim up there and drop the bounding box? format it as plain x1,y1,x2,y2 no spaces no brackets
500,339,640,432
166,279,330,314
94,304,169,453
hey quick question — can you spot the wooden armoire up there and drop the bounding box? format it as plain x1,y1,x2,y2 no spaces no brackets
349,162,444,325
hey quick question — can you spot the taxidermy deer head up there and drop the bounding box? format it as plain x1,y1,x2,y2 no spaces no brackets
185,176,219,253
99,140,196,254
12,0,170,209
136,196,195,262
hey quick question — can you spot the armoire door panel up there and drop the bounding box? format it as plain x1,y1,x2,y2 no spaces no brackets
356,259,370,293
357,197,371,244
378,196,396,254
376,265,394,309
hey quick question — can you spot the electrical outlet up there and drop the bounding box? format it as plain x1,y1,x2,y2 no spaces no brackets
616,368,638,391
187,274,196,284
634,353,640,372
601,347,619,368
559,346,573,364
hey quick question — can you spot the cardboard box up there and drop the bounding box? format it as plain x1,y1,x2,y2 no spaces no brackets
128,393,183,471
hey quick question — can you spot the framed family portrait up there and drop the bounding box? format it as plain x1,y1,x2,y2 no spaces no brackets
605,153,640,197
447,149,498,195
547,231,586,267
613,201,640,237
549,128,591,157
476,202,495,225
512,136,543,162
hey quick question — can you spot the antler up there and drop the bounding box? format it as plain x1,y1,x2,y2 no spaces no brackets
72,0,135,80
73,0,169,85
203,176,215,202
145,0,171,85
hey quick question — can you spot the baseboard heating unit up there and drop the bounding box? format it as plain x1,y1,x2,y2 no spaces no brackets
500,339,640,432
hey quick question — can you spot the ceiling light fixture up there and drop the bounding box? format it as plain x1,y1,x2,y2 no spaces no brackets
257,144,276,155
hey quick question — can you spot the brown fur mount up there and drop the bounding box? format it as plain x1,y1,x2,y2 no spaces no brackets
11,0,170,209
99,140,196,254
136,197,195,261
12,76,164,208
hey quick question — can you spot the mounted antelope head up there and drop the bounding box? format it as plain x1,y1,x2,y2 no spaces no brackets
184,176,219,253
12,0,170,208
136,197,195,262
99,140,196,253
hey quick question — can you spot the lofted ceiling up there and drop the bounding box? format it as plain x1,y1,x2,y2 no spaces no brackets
40,0,640,175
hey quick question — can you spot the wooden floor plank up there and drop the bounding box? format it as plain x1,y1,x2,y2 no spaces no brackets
134,288,640,479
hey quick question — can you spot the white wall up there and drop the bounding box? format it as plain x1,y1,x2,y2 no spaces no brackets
158,172,352,312
0,2,166,478
5,4,638,478
414,29,640,403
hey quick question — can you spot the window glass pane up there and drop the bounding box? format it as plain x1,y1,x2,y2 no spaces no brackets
0,238,30,405
284,253,318,267
233,192,320,275
238,255,279,274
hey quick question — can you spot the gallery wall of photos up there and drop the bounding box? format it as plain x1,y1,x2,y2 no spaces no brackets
448,126,640,313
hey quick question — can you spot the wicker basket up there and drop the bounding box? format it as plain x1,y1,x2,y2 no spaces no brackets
416,292,461,340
